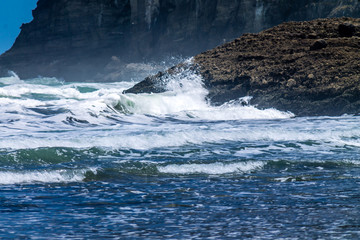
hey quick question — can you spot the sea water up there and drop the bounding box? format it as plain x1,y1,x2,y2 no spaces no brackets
0,69,359,239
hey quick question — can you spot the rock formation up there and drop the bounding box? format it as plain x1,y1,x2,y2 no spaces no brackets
126,18,360,116
0,0,359,81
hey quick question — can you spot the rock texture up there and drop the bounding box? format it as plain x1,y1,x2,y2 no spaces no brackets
0,0,360,81
126,18,360,116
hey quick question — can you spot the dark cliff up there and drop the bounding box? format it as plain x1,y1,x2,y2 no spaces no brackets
0,0,359,81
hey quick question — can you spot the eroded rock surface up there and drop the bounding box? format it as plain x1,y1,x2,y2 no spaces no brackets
127,18,360,116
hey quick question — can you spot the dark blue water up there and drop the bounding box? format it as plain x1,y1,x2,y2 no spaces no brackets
0,74,359,239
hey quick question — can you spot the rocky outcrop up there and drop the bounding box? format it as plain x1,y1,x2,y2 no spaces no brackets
0,0,359,81
126,18,360,116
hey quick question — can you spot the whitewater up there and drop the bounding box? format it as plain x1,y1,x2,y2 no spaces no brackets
0,69,360,239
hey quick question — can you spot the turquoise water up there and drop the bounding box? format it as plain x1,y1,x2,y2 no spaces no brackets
0,72,359,239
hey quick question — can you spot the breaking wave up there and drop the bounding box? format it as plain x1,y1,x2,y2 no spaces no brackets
114,67,293,120
158,161,265,175
0,168,97,185
0,68,293,127
1,66,360,185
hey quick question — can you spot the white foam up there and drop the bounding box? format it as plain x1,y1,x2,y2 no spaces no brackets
158,161,265,175
274,177,295,182
0,71,23,85
0,81,134,128
114,67,293,120
1,66,360,154
116,67,209,115
0,168,95,185
2,118,360,151
0,63,294,139
0,81,127,99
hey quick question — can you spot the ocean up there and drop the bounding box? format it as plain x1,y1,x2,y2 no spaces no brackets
0,69,359,239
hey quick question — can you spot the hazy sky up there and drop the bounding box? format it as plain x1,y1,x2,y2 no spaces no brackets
0,0,37,54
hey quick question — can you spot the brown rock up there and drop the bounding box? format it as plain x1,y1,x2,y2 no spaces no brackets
310,39,328,51
338,23,356,37
127,18,360,116
286,79,297,88
307,74,315,80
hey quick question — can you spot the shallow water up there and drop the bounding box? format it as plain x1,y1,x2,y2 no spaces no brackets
0,71,359,239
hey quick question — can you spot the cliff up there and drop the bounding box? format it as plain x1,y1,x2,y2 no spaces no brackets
0,0,359,81
125,18,360,116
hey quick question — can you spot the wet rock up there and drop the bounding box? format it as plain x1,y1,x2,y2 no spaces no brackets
128,18,360,116
310,39,328,51
338,23,356,37
307,74,315,80
286,79,297,88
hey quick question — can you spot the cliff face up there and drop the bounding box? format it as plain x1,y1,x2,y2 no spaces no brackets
0,0,359,81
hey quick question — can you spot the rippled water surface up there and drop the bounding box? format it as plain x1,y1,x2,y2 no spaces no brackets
0,72,359,239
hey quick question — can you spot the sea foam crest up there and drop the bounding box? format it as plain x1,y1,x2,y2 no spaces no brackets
0,71,23,85
115,59,294,120
0,65,293,127
116,66,209,116
0,168,96,185
158,161,265,175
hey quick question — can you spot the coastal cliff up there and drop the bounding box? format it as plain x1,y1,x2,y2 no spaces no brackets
0,0,359,81
126,18,360,116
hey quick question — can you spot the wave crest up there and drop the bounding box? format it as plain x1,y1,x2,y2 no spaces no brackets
158,161,265,175
0,168,96,185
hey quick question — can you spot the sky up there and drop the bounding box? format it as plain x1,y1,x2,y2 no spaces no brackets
0,0,37,54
